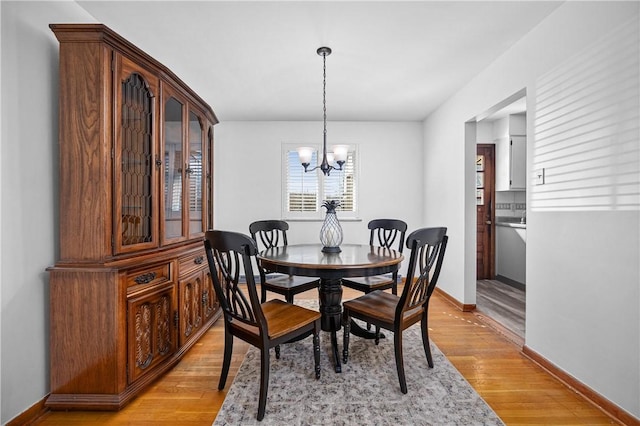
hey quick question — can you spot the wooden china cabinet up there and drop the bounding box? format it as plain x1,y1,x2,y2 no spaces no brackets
46,24,220,410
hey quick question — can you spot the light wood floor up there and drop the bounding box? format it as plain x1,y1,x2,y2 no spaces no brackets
32,287,618,425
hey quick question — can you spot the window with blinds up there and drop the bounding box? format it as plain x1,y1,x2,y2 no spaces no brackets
282,143,358,219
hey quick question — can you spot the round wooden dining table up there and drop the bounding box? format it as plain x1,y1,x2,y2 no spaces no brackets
257,243,404,372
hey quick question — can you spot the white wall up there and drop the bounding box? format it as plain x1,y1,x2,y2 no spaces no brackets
0,1,97,423
423,1,639,419
0,2,4,418
2,0,638,423
214,121,424,277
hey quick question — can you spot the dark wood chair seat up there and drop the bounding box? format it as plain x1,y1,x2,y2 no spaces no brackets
339,274,396,293
261,274,321,301
204,230,321,421
343,227,448,394
230,299,321,341
343,291,423,327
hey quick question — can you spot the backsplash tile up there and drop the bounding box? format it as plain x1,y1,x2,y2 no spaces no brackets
495,191,526,217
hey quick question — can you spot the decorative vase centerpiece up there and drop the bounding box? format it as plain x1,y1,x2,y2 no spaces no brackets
320,200,343,253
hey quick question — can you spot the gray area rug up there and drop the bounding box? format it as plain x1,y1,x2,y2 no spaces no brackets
213,302,504,425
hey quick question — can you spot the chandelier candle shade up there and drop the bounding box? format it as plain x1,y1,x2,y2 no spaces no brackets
298,47,349,176
320,200,343,253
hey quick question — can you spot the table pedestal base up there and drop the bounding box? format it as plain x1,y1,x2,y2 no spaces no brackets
318,278,386,372
318,278,342,372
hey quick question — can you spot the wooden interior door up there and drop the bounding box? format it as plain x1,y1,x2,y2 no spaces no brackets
476,144,495,280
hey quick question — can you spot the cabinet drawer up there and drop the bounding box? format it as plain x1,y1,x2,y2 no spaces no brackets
179,250,207,276
126,263,173,289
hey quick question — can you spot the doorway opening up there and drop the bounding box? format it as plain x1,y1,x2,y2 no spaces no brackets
473,90,527,343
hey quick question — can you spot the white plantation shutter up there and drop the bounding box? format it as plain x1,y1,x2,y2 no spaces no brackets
286,150,319,213
283,144,358,219
324,151,356,213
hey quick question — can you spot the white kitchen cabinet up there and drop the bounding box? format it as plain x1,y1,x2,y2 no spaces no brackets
510,135,526,189
495,114,526,191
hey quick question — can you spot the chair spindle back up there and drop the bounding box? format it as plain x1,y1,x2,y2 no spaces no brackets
249,220,289,250
368,219,407,252
204,230,265,331
398,227,448,316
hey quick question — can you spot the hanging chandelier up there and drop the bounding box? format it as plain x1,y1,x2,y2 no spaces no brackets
298,47,348,176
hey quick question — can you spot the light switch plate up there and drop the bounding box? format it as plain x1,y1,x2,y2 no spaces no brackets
535,168,545,185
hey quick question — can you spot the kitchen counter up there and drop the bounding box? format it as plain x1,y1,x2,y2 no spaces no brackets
496,221,526,229
496,216,526,229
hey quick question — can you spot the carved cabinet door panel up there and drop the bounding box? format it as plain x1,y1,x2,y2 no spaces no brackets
203,268,220,321
127,283,177,384
178,270,205,347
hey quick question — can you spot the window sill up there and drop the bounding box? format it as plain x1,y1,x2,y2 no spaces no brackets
283,217,362,223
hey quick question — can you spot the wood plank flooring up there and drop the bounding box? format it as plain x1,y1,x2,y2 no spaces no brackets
476,279,525,341
31,287,618,425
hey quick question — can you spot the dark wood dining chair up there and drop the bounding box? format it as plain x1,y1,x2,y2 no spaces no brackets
250,220,320,303
341,219,407,296
204,230,321,421
341,219,407,338
342,227,448,394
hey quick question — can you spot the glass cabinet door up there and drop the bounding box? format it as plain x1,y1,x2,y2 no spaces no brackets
115,54,159,254
187,110,204,236
206,126,214,230
163,96,185,242
161,86,211,244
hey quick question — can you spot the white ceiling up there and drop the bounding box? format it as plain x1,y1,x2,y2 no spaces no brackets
76,1,561,122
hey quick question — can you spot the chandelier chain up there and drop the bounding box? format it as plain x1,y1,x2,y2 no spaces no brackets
323,52,327,137
297,46,343,177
